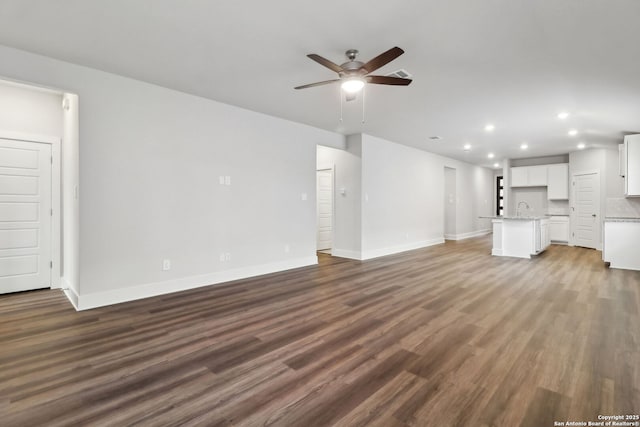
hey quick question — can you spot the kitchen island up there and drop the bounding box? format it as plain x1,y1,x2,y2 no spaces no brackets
482,216,551,259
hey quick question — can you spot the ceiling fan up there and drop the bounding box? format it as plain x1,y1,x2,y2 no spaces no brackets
294,46,412,100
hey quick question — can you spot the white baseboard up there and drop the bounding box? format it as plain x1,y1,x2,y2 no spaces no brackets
361,238,444,260
491,248,503,256
330,248,363,260
75,256,318,311
62,279,80,310
444,229,492,241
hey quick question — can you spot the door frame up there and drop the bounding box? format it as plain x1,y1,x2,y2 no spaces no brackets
0,130,61,289
316,164,335,253
570,169,601,250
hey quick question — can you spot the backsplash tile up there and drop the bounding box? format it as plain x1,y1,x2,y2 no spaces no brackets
606,197,640,218
548,200,569,215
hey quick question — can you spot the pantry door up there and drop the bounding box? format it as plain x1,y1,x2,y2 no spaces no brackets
0,138,52,294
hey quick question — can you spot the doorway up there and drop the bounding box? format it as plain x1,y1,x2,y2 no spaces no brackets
316,168,334,252
444,167,456,240
0,138,54,294
572,171,600,249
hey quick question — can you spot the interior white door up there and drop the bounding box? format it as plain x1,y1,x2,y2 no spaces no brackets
316,169,333,251
0,138,52,294
572,172,600,249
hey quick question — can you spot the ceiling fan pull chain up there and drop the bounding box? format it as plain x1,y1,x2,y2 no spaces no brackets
339,87,344,123
361,86,366,124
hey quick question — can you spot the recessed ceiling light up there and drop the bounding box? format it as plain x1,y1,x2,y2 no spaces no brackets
488,153,495,159
428,136,443,141
568,129,578,136
520,143,528,150
485,124,495,132
577,142,586,149
463,144,472,151
557,112,570,120
493,162,500,168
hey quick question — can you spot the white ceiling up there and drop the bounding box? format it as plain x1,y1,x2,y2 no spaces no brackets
1,0,639,168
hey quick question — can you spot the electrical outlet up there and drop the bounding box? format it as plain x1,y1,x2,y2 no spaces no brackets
225,252,231,261
162,259,171,271
284,244,290,253
225,176,231,186
301,193,307,201
219,253,225,262
219,176,225,185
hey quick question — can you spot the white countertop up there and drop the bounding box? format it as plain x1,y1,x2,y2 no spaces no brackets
480,215,549,220
604,217,640,223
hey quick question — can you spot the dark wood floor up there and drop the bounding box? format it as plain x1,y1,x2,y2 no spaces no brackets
1,237,639,426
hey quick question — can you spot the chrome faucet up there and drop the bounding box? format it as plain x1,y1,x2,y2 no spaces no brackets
516,201,530,217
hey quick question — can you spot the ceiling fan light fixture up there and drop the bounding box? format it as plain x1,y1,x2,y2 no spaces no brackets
341,78,365,94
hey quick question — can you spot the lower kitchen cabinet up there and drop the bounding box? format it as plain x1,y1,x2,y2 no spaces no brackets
548,216,569,243
603,219,640,270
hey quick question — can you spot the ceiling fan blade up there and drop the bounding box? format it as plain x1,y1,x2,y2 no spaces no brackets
294,79,340,90
362,47,404,73
366,75,412,86
307,54,344,73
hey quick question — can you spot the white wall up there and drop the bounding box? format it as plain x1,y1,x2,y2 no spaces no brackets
360,134,492,258
0,44,343,309
569,147,620,249
451,159,494,236
317,136,362,258
444,167,457,238
0,82,62,136
361,134,444,257
318,134,493,260
511,155,569,167
605,148,624,198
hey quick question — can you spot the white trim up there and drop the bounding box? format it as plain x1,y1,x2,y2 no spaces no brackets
62,279,79,310
0,130,59,145
361,238,444,260
0,76,65,96
331,248,362,260
491,248,504,256
0,130,62,289
444,229,491,241
75,256,318,311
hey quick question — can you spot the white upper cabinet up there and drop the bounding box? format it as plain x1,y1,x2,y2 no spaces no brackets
528,166,548,186
510,163,569,200
547,164,569,200
510,165,549,187
625,134,640,197
511,167,529,187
